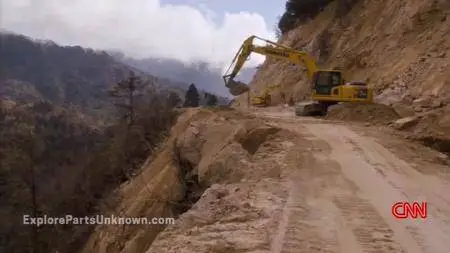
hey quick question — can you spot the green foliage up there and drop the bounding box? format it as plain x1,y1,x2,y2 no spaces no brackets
277,0,360,34
204,92,218,107
274,17,283,39
183,83,200,107
278,0,331,33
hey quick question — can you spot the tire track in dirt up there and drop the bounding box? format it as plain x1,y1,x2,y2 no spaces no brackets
287,124,407,253
271,147,341,253
254,110,450,252
303,123,450,253
333,195,406,253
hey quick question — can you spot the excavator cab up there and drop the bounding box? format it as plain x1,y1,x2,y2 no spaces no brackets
311,70,373,103
312,71,343,96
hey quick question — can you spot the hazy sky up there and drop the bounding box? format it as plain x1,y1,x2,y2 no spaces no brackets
0,0,285,68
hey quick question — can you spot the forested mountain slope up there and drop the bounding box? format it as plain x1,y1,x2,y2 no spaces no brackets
0,32,186,121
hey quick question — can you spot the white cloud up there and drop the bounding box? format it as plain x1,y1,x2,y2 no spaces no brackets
0,0,275,70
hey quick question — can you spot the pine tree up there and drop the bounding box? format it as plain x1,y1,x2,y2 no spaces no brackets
206,94,218,106
183,83,200,107
108,71,146,127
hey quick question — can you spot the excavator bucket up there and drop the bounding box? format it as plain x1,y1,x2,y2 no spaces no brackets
226,80,250,96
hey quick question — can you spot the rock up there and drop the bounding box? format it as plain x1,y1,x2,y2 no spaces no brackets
413,98,430,108
391,116,420,130
437,153,448,161
431,100,443,108
392,105,415,117
414,107,423,112
175,126,203,166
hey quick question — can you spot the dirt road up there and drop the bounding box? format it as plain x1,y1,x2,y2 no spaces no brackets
258,109,450,253
145,108,450,253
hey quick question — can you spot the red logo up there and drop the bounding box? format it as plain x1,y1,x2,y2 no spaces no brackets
392,201,428,219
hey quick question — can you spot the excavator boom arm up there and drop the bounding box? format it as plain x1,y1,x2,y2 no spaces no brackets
251,45,318,79
223,35,319,89
223,36,255,83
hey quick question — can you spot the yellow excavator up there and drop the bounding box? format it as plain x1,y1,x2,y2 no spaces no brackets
251,84,281,107
223,35,373,115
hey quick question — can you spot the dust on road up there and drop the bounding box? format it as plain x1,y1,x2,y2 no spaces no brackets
146,108,450,253
259,109,450,253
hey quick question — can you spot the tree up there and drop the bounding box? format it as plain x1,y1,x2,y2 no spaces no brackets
183,83,200,107
108,71,146,127
274,15,283,39
108,71,150,179
278,0,333,33
167,91,182,108
206,93,218,106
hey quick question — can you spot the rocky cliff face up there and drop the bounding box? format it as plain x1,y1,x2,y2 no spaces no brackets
235,0,449,113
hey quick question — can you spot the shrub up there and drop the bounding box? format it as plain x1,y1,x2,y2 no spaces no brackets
277,0,360,34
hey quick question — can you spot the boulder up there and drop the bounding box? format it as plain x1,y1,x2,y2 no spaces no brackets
391,116,419,130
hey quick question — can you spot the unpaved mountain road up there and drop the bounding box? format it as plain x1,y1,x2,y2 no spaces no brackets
255,109,450,253
145,108,450,253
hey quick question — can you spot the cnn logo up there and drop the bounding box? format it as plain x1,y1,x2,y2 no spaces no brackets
392,201,428,219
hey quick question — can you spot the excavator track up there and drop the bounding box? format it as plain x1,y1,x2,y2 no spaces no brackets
294,101,327,116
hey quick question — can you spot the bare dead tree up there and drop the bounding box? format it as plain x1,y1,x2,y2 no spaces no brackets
109,71,147,128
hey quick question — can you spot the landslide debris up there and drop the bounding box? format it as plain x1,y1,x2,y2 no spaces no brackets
325,103,400,124
81,108,286,253
391,106,450,156
235,125,280,154
146,180,288,253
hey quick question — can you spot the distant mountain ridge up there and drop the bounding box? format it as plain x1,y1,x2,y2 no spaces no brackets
1,32,233,119
0,32,214,120
111,52,257,98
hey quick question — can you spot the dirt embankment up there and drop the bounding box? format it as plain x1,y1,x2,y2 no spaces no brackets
81,108,287,253
325,103,401,124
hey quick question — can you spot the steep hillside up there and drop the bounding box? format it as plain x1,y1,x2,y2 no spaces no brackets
0,33,187,253
235,0,449,109
0,84,180,253
233,0,449,148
